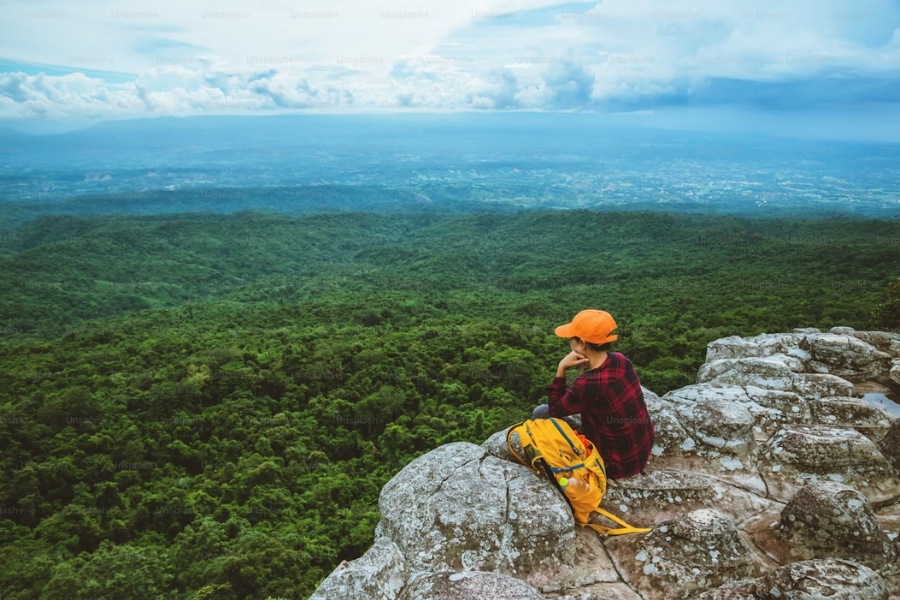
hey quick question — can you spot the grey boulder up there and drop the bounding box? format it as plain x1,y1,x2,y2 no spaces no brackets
805,334,893,383
374,442,577,582
398,571,544,600
308,537,407,600
605,509,768,600
776,481,897,569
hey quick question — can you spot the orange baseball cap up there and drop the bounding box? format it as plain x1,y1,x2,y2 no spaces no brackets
554,310,618,344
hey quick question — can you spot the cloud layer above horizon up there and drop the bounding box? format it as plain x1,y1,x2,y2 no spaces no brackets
1,0,899,120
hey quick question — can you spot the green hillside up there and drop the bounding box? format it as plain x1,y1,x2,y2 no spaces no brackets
0,209,898,599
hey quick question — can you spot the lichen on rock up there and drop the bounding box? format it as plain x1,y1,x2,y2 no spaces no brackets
308,537,407,600
398,571,545,600
776,481,897,569
754,558,890,600
605,509,768,599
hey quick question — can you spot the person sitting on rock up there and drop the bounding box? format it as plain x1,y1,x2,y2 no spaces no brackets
532,309,656,479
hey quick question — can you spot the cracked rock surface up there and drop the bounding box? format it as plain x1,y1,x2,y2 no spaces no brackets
309,329,900,600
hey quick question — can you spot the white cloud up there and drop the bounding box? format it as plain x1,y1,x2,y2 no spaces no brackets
0,0,898,119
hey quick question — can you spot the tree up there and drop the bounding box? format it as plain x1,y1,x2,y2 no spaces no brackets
871,279,900,331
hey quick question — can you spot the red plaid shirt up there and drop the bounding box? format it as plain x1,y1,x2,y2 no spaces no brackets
547,352,655,479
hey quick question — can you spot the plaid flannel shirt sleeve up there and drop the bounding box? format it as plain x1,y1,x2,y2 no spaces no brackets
546,374,590,417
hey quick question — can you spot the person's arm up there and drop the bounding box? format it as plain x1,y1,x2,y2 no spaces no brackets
547,351,590,417
547,377,587,418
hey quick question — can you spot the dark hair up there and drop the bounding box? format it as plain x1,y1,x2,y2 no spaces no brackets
572,337,612,352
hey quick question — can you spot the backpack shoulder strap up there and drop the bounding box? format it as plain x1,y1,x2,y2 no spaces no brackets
581,508,652,536
506,421,526,465
507,422,576,512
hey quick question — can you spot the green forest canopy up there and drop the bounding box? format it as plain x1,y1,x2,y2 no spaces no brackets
1,208,899,599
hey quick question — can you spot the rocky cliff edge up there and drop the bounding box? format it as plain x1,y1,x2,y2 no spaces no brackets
310,327,900,600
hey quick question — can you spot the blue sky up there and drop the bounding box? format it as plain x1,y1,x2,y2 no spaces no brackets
0,0,899,123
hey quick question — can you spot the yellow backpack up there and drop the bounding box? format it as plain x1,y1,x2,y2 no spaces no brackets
506,417,651,536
